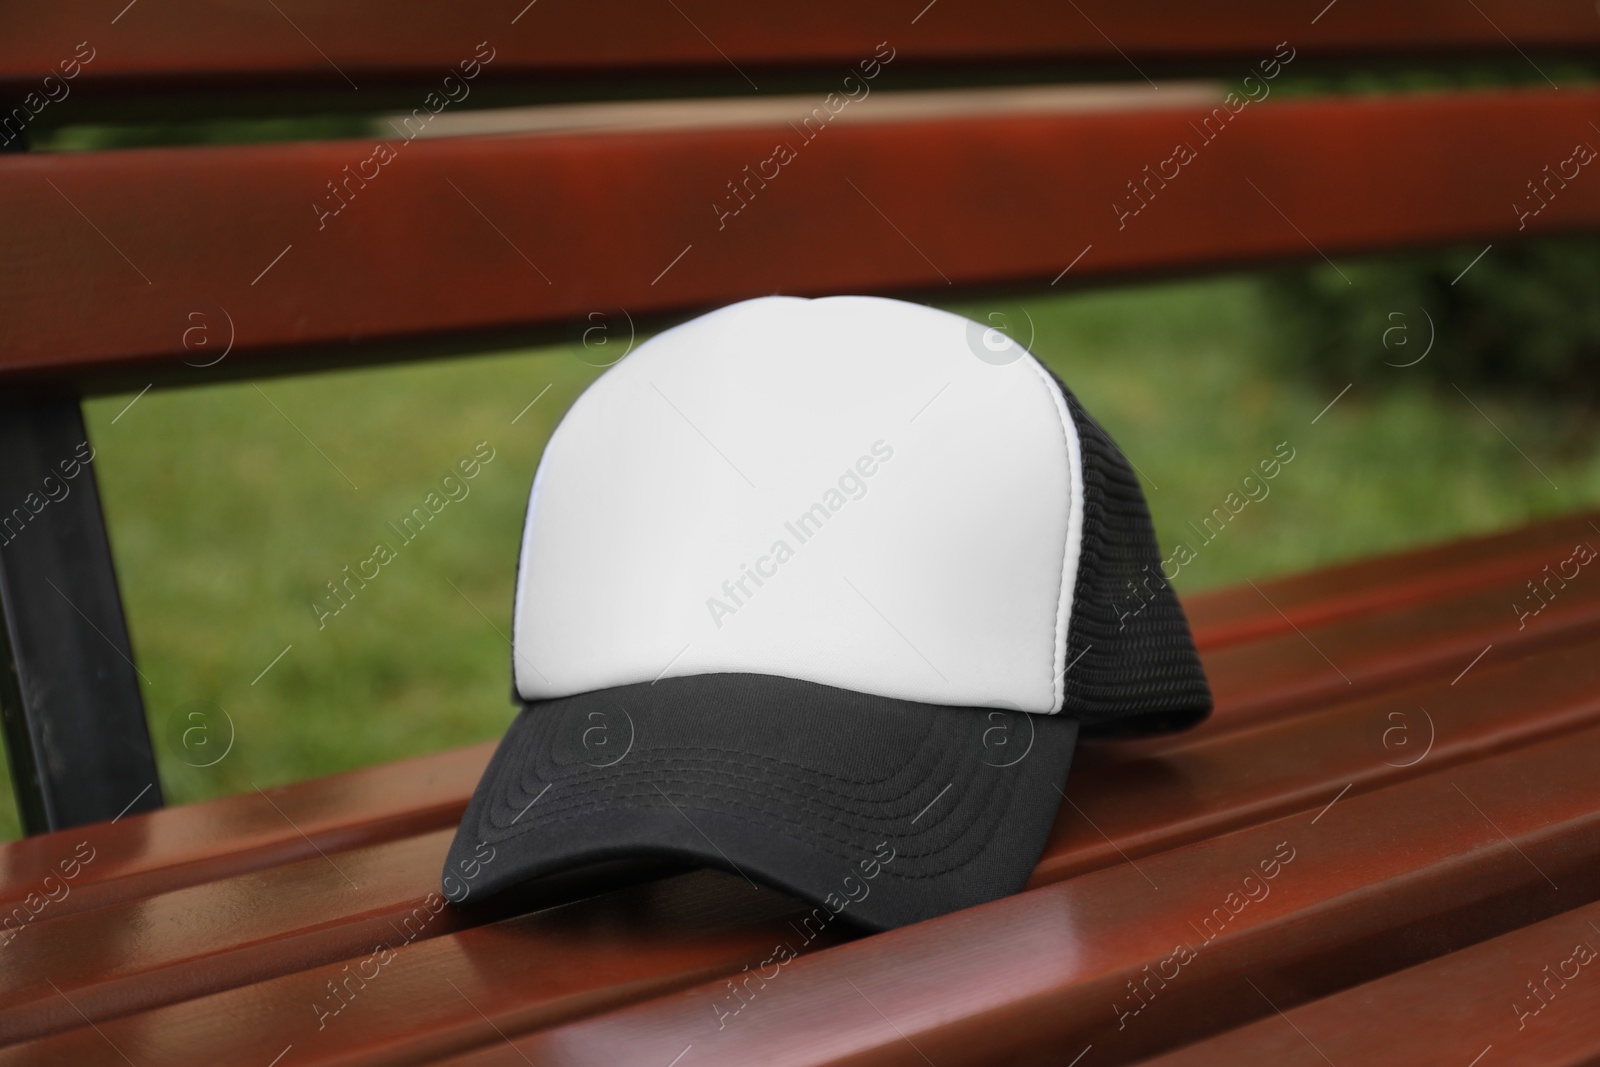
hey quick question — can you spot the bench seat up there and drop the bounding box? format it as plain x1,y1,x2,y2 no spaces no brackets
3,511,1596,1064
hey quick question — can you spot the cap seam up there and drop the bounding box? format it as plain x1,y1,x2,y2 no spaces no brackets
1021,353,1081,714
479,774,1019,878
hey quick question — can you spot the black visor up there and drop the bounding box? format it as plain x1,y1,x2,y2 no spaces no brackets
445,672,1079,931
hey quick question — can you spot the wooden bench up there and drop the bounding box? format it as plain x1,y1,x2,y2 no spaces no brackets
4,4,1599,1064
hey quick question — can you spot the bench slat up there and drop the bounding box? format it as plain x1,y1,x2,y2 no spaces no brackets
1200,548,1600,731
1137,898,1600,1066
1036,636,1600,886
1,830,467,1043
1184,510,1600,651
0,870,844,1067
3,88,1597,388
0,742,489,920
5,623,1596,1058
4,2,1596,94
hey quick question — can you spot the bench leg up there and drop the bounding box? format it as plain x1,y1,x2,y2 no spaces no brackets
0,397,163,834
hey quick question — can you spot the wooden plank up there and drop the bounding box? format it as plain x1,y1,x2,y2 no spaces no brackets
1183,509,1600,651
5,628,1597,1059
0,870,847,1067
1137,898,1600,1066
4,1,1597,94
438,711,1600,1066
1199,547,1600,731
0,830,468,1043
1035,637,1600,885
0,742,490,921
3,87,1599,388
0,824,669,1045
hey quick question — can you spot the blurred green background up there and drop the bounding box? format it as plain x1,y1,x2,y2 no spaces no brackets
1,270,1596,840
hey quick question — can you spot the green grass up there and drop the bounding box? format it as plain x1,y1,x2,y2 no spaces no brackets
1,275,1595,840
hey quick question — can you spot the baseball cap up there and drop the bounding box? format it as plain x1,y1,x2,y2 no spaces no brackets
443,295,1211,930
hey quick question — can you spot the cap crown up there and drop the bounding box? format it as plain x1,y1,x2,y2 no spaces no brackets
513,295,1209,728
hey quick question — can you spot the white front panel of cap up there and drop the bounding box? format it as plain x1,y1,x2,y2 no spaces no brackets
513,295,1078,714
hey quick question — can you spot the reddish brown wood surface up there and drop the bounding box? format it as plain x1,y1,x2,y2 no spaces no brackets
3,88,1598,388
0,513,1593,1055
1036,636,1600,886
7,639,1599,1063
1138,898,1600,1066
1183,509,1600,651
4,559,1598,1061
5,620,1591,1049
0,871,847,1067
0,830,467,1043
1199,551,1600,730
4,1,1596,93
0,741,489,921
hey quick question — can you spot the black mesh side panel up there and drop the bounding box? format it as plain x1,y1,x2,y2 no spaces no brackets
1045,368,1212,736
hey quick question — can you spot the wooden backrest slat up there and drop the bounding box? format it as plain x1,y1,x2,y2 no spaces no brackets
5,1,1598,94
4,87,1598,391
